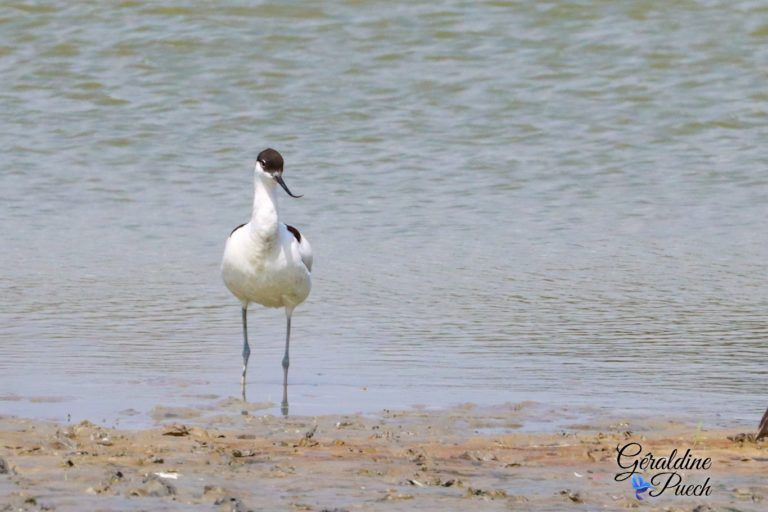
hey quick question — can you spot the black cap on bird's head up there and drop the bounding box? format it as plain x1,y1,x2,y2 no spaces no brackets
256,148,302,198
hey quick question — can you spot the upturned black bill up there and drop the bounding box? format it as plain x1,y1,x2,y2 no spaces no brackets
275,174,303,198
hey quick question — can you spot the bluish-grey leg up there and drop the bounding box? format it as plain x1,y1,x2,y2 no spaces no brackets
281,307,294,416
241,306,250,400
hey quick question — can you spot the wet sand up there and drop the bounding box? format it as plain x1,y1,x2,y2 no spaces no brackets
1,401,766,511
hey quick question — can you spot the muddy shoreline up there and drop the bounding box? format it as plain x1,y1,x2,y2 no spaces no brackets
1,402,766,511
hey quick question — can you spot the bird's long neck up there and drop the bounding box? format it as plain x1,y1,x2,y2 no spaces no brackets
249,174,279,241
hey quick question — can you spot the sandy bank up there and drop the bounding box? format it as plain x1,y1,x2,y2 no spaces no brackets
1,402,766,511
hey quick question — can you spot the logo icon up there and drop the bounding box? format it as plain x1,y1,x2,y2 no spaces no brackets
632,475,653,501
631,474,653,500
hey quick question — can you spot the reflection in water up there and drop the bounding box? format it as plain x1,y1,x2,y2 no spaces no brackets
0,1,766,426
282,393,290,418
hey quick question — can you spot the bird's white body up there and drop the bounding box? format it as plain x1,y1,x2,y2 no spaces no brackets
222,222,311,308
221,172,312,309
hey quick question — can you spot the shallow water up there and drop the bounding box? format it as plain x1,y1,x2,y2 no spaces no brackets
1,1,767,427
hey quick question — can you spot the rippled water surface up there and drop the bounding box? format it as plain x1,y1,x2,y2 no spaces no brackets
1,1,767,426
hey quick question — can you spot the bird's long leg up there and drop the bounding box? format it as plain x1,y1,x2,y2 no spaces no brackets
241,306,250,400
281,307,294,416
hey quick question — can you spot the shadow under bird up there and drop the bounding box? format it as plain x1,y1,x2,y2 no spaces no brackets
221,148,313,415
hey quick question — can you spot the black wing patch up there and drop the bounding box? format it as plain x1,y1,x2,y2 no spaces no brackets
286,224,302,243
230,223,246,237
